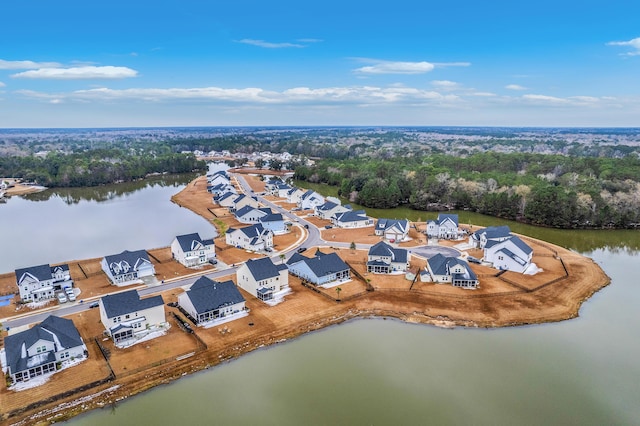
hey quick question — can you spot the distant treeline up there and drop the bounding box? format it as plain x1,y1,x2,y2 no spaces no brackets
294,152,640,228
0,148,205,187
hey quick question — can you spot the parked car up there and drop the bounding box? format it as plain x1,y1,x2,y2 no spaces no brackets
89,301,99,308
65,287,77,301
297,247,307,253
56,292,68,304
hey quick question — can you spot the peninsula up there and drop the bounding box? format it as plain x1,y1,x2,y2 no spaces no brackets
0,173,610,425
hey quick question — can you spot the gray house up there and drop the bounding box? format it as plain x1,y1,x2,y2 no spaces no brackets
178,276,246,325
15,263,73,302
287,250,350,286
101,249,156,285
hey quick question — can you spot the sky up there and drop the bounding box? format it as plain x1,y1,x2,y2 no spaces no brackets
1,0,640,128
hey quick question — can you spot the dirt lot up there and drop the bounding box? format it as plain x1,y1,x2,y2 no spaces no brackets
0,175,611,425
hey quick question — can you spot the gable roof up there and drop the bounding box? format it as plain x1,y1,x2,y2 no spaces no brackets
175,233,213,253
368,241,408,263
508,235,533,255
334,210,369,223
229,223,270,239
4,315,83,374
235,205,270,219
376,218,409,233
101,289,164,318
244,257,288,282
288,251,349,278
260,213,284,223
103,250,151,277
437,213,459,226
15,264,54,283
185,277,245,314
475,225,511,239
428,254,476,279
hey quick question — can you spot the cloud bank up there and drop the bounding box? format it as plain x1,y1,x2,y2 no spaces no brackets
11,66,138,80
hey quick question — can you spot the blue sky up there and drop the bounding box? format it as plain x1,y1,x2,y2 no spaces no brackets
1,0,639,128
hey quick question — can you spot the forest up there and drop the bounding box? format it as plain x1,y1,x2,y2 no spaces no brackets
293,152,640,228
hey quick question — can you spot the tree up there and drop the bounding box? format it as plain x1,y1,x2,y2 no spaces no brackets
350,241,356,251
279,253,286,264
335,286,342,300
254,158,265,169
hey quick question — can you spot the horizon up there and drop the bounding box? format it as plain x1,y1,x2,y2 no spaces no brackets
2,1,640,127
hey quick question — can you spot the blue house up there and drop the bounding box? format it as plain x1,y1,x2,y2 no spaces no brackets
287,250,350,286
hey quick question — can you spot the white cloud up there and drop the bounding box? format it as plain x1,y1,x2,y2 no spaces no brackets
431,80,460,89
11,66,138,80
354,60,435,75
296,38,323,43
236,39,305,48
0,59,61,69
607,37,640,56
505,84,527,90
522,94,569,104
0,81,5,87
471,92,497,97
433,62,471,68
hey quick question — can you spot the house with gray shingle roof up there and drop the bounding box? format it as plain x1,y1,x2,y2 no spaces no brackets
483,235,533,273
225,224,274,251
470,225,512,248
426,213,461,239
298,190,325,210
235,206,272,224
99,289,166,346
15,263,73,302
332,209,374,228
230,194,260,213
424,254,478,288
260,212,287,234
178,277,246,325
367,241,410,274
374,218,410,242
287,250,350,286
314,200,351,220
237,257,289,302
215,191,239,207
171,233,216,268
101,249,155,285
2,315,87,385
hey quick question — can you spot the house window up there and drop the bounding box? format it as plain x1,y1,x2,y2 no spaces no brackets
36,345,47,353
125,314,130,320
498,256,503,260
60,351,69,359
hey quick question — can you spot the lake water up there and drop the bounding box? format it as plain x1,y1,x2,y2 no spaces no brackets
3,175,638,425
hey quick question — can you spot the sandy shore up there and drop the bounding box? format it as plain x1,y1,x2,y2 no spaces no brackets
0,176,610,425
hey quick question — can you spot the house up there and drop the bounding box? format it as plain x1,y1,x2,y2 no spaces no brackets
483,235,533,273
286,187,306,204
426,213,461,239
235,206,271,224
99,289,166,346
101,249,155,285
207,171,230,186
230,194,260,213
298,190,325,210
225,224,274,251
374,218,410,242
367,241,410,274
425,254,478,288
275,184,293,198
264,176,283,194
216,191,238,207
15,263,73,302
470,225,512,249
314,201,351,220
332,209,374,228
178,276,246,325
2,315,87,385
287,250,350,286
171,233,216,267
260,212,287,234
237,257,289,302
208,183,235,196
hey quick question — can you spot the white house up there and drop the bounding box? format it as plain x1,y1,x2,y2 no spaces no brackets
332,209,374,228
314,201,351,220
230,194,260,212
425,254,479,288
171,233,216,267
286,187,305,204
287,250,350,286
235,206,271,224
99,289,166,346
225,224,274,251
207,171,230,186
374,218,410,242
483,235,533,273
101,249,156,285
237,257,289,302
367,241,410,274
426,213,461,239
2,315,87,385
178,277,246,325
15,263,73,302
216,191,238,207
470,225,512,249
260,212,287,234
298,190,325,210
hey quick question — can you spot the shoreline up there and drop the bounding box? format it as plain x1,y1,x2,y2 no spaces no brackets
0,177,611,425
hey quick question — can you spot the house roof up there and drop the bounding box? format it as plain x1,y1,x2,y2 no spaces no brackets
376,218,409,233
497,248,528,266
100,289,164,319
508,235,533,255
334,210,369,223
185,276,245,314
475,225,511,239
4,315,84,374
260,213,284,223
287,251,349,278
235,205,270,219
229,223,270,239
316,201,339,211
244,257,288,282
217,191,237,202
15,264,54,283
437,213,459,226
368,241,408,263
428,254,476,280
175,233,213,253
103,250,152,277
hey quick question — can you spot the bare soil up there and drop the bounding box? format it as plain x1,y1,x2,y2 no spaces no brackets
0,175,611,425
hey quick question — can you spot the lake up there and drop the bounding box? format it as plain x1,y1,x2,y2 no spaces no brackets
3,174,639,425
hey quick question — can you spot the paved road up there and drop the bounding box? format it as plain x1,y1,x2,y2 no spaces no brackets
3,172,442,331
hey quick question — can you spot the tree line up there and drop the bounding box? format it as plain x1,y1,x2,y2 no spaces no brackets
293,152,640,228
